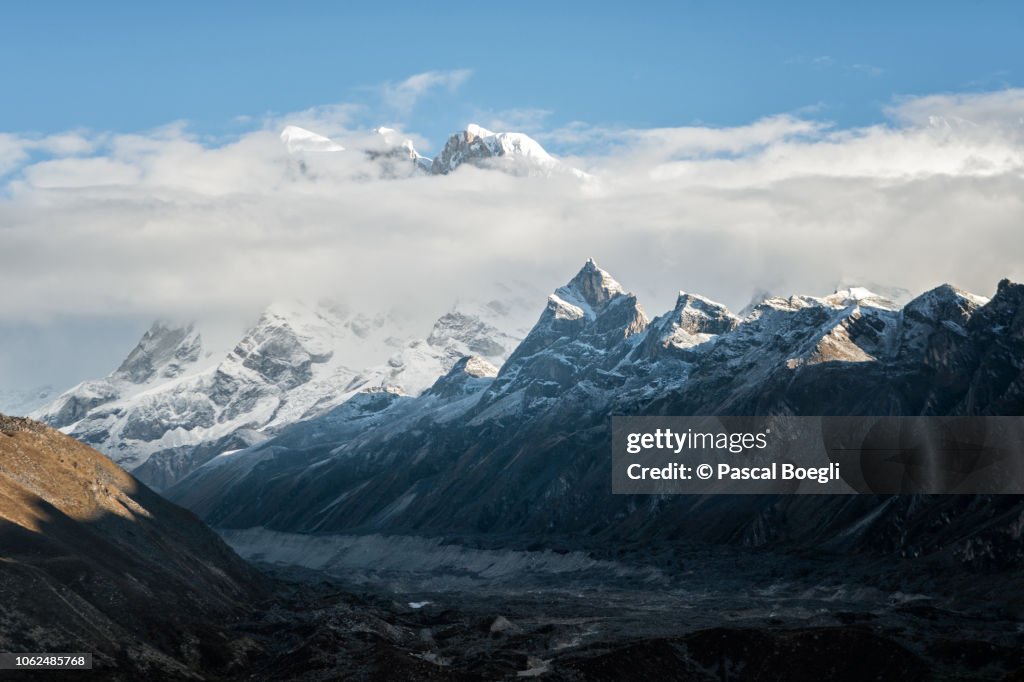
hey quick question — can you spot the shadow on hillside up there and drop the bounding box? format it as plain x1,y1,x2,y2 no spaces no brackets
0,426,265,680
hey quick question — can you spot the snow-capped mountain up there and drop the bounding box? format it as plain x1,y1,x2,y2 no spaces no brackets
36,321,211,431
33,298,523,490
282,122,584,178
430,124,584,177
168,261,1023,571
280,125,345,153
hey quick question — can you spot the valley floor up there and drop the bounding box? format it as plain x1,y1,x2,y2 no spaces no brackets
219,532,1024,681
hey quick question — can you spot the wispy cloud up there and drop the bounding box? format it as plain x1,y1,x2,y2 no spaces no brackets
887,89,1024,132
0,130,97,180
540,115,824,158
379,69,473,115
851,63,884,77
258,103,364,139
473,107,553,133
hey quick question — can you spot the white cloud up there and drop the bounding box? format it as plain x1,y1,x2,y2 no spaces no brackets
887,89,1024,133
0,134,29,177
262,103,363,139
2,89,1024,389
0,131,97,178
553,115,825,160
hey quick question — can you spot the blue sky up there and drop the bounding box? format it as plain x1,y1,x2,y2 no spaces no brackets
3,1,1022,150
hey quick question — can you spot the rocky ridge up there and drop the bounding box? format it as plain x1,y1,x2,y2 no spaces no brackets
167,261,1023,574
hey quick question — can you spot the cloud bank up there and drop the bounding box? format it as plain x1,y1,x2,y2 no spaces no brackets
2,87,1023,387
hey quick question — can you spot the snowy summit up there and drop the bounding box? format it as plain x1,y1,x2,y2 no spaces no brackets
280,125,345,153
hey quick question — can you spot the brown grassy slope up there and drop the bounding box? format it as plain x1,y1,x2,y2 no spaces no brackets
0,414,266,679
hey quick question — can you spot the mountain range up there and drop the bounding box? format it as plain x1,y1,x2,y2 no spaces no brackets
283,122,585,178
8,259,1024,679
162,260,1024,574
30,253,1024,574
32,299,526,490
21,121,584,491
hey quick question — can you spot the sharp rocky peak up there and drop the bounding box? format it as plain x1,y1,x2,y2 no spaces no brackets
495,261,647,386
903,283,990,323
670,292,739,335
556,258,627,312
636,292,738,359
114,321,202,384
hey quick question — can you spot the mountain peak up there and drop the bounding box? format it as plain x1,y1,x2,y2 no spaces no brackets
464,123,494,141
903,283,989,324
431,124,562,176
557,259,626,310
280,125,345,153
638,291,737,358
823,287,900,311
671,292,739,333
114,321,202,384
279,122,586,178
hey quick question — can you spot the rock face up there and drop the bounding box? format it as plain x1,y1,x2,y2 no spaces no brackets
0,414,264,678
33,301,522,491
168,262,1024,572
